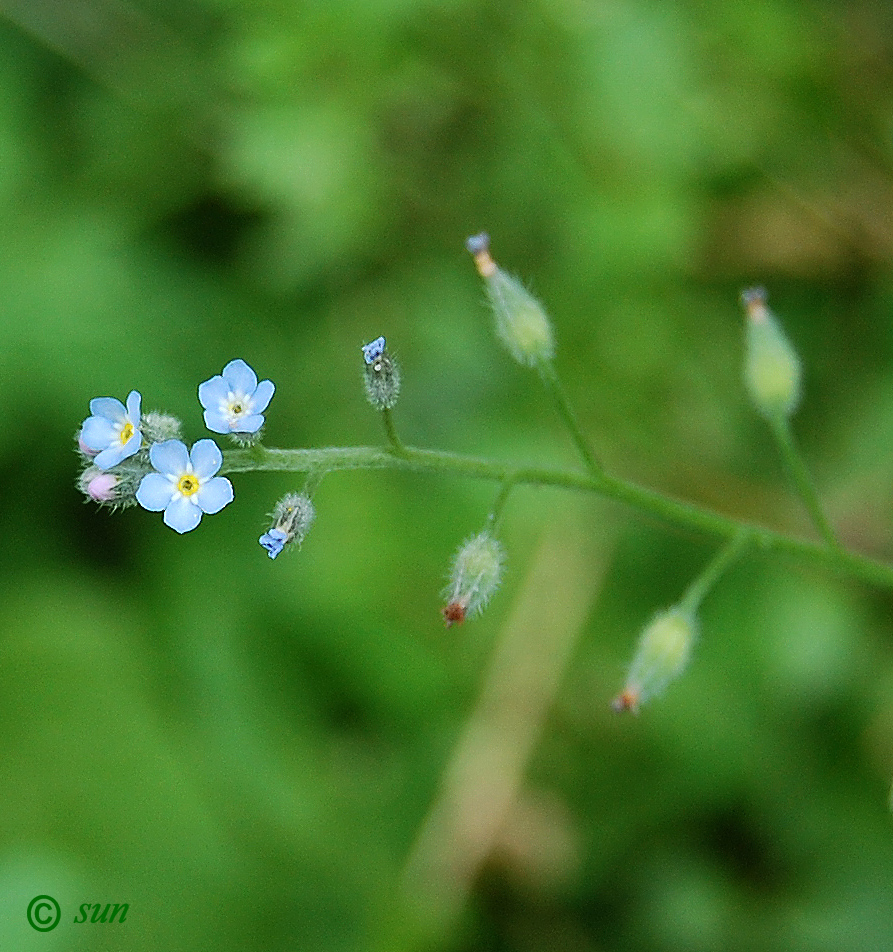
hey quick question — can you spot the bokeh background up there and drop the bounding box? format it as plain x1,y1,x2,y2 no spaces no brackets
2,0,893,949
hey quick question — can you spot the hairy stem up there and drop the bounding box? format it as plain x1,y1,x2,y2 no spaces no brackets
382,407,407,456
679,531,750,616
221,444,893,591
536,360,603,475
768,416,839,549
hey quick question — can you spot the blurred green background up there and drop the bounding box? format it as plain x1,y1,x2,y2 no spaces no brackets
2,0,893,949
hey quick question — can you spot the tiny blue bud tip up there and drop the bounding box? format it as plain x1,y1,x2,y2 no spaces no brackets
465,232,490,255
362,336,386,365
259,527,288,559
741,286,767,308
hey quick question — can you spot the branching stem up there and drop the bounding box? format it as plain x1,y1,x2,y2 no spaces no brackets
222,444,893,591
768,415,839,549
537,359,603,476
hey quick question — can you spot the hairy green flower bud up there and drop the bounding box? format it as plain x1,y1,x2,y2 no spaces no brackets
466,233,555,367
742,287,801,421
442,530,505,626
259,492,316,559
140,411,183,445
612,607,697,712
362,336,401,410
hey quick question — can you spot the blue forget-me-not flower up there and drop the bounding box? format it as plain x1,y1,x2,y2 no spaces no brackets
361,336,386,365
136,439,233,533
259,527,289,559
259,492,316,559
79,390,143,470
198,359,275,435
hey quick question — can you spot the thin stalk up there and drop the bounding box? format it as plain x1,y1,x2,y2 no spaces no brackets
679,531,750,616
536,359,603,476
487,474,521,533
768,416,839,549
382,407,407,456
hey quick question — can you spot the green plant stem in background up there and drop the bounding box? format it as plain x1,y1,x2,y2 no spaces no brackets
679,531,750,616
382,407,407,456
222,444,893,591
768,415,839,549
536,359,604,476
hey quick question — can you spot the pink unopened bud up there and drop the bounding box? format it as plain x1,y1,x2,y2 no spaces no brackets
86,471,119,502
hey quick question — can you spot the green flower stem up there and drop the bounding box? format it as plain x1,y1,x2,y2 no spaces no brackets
302,470,327,497
768,415,839,549
536,359,604,476
487,474,521,532
382,407,407,457
222,444,893,591
679,531,750,617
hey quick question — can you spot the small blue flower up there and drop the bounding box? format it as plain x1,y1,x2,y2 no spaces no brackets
79,390,143,470
361,336,386,365
198,359,275,435
136,439,233,533
259,527,289,559
259,493,315,559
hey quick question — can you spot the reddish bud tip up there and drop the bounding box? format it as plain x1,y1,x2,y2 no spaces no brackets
611,690,640,714
441,602,466,628
740,286,768,321
465,232,497,278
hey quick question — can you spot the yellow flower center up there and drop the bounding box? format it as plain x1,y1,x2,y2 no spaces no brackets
119,422,134,445
178,474,200,497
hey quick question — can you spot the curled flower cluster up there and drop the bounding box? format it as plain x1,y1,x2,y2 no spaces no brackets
77,359,274,533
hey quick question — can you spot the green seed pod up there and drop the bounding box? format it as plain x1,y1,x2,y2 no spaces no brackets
467,233,555,367
742,287,801,421
442,530,505,627
612,607,697,712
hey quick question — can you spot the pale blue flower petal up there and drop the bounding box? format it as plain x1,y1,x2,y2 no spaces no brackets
93,446,123,470
121,427,141,457
163,495,202,533
94,431,142,470
222,358,258,393
125,390,142,420
136,472,176,511
197,476,234,514
190,439,223,478
362,337,386,365
259,527,288,559
198,375,229,409
201,410,229,434
89,396,126,421
251,379,275,413
149,439,190,476
235,413,265,434
80,415,117,451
